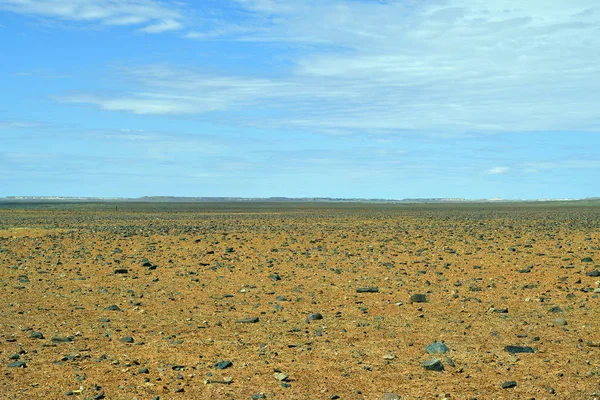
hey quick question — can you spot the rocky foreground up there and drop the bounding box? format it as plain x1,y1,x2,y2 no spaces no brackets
1,204,599,399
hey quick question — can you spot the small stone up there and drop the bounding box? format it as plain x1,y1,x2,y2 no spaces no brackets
356,287,379,293
8,361,27,368
274,372,289,381
545,387,556,394
381,394,401,400
409,294,427,303
251,393,267,399
215,360,233,370
502,381,517,389
306,313,323,323
104,305,121,312
51,336,73,343
425,342,449,354
30,331,44,339
120,336,134,343
586,270,600,277
553,318,567,326
138,368,149,374
270,274,282,281
93,392,105,400
8,354,20,360
236,317,259,323
114,269,128,274
587,341,600,348
423,358,444,371
504,345,534,354
581,257,593,263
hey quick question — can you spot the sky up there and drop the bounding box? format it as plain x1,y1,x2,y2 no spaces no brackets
0,0,599,200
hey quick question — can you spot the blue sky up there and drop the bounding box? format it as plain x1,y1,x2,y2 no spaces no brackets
1,0,599,199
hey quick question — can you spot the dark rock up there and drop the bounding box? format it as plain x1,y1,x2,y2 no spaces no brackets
251,394,267,399
270,274,282,281
581,257,593,263
356,287,379,293
423,358,444,371
445,357,455,367
504,345,534,354
409,294,427,303
425,342,449,354
93,392,105,400
30,331,44,339
174,388,185,393
114,269,128,274
549,306,563,313
8,354,20,360
502,381,517,389
120,336,134,343
493,308,509,313
236,317,259,323
104,305,121,312
586,270,600,277
138,368,149,374
281,383,291,388
51,336,73,343
8,361,27,368
215,360,233,370
306,312,324,323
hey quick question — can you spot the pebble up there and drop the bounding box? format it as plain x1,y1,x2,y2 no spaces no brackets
251,393,266,399
215,360,233,370
501,381,517,389
425,342,449,354
553,318,568,326
274,372,289,381
423,358,444,371
120,336,134,343
381,393,401,400
30,331,44,339
51,336,73,343
306,312,324,323
236,317,260,323
8,361,27,368
356,287,379,293
409,294,427,303
104,305,122,312
586,270,600,277
504,345,534,354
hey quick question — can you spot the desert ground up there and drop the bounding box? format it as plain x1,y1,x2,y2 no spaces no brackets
1,202,599,399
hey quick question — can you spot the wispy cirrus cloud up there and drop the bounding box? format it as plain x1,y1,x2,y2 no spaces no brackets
55,0,600,136
0,0,184,32
486,166,509,175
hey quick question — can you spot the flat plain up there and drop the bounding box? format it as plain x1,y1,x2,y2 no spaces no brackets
1,202,599,399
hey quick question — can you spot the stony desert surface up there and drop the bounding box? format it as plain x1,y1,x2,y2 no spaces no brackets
1,202,599,400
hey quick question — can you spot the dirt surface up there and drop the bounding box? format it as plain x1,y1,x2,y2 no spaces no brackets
1,203,599,399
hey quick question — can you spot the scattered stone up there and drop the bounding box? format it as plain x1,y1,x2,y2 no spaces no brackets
8,354,20,360
423,358,444,371
51,336,73,344
581,257,593,263
104,305,121,312
236,317,259,323
270,274,282,281
502,381,517,389
586,270,600,277
504,346,534,354
251,393,266,399
381,394,401,400
356,287,379,293
8,361,27,368
120,336,134,343
425,342,449,355
274,372,289,381
138,367,149,374
114,268,128,274
553,318,568,326
204,377,233,385
306,312,323,323
93,392,105,399
215,360,233,370
281,382,291,388
409,294,427,303
549,306,563,313
587,341,600,348
30,331,44,339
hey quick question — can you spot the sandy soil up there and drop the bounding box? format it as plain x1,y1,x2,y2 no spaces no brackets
1,204,599,399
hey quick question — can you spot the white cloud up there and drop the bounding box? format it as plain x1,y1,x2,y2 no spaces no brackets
0,121,43,129
0,0,183,32
138,18,181,33
54,1,600,135
486,166,509,174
